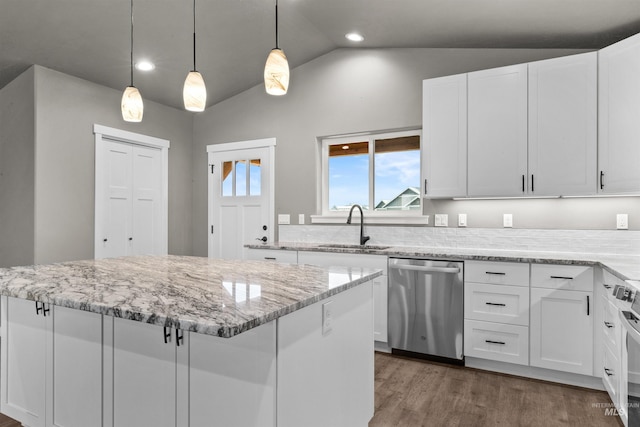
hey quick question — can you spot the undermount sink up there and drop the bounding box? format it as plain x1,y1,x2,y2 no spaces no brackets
317,244,390,251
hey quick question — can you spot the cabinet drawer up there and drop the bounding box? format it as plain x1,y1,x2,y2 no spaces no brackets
602,271,625,302
246,249,298,264
465,261,529,286
297,252,388,274
531,264,593,292
464,283,529,326
602,344,620,406
464,319,529,366
602,297,621,354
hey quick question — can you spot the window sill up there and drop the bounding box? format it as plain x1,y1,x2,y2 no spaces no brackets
310,214,430,225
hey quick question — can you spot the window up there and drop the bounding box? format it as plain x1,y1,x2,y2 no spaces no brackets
321,130,421,215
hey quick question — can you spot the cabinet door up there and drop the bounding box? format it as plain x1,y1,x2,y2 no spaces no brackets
112,318,176,427
468,64,528,197
0,297,47,427
47,306,103,427
599,33,640,194
530,288,594,375
422,74,467,198
528,52,597,196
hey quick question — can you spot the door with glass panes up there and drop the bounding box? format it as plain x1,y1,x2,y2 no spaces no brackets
208,139,275,259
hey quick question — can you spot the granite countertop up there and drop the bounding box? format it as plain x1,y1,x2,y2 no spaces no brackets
0,255,382,338
246,242,640,282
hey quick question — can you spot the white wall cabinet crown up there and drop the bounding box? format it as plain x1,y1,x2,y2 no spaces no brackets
598,32,640,195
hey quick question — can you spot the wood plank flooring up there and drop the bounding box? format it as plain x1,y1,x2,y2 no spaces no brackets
370,352,623,427
0,352,623,427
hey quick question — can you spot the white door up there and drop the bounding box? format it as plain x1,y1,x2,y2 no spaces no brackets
94,124,169,259
208,139,275,259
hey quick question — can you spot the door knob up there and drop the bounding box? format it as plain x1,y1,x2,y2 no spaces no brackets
256,236,268,242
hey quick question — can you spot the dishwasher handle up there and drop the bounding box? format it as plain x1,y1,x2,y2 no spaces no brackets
389,264,461,274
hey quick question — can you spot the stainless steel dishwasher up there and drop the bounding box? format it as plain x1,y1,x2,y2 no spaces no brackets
388,258,464,363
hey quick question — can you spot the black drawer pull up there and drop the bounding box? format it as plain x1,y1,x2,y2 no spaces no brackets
163,327,171,344
485,272,506,276
176,329,184,347
264,257,276,260
604,368,614,377
485,302,506,307
485,340,506,345
604,321,614,329
550,276,574,280
587,295,590,316
35,301,43,315
603,284,612,290
42,304,50,317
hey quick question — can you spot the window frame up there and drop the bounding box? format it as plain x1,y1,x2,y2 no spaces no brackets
318,128,424,221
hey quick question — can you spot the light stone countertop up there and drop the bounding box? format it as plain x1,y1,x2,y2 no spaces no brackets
246,242,640,282
0,255,382,338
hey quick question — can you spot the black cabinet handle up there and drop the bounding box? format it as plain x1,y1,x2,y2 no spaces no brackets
531,174,534,192
35,301,43,315
264,257,276,260
603,284,612,290
485,272,506,276
522,175,525,192
600,171,605,190
485,302,506,307
176,329,184,347
485,340,506,345
604,321,614,329
550,276,574,280
42,304,50,317
587,295,590,316
604,368,614,377
424,179,428,195
128,237,133,241
103,238,108,242
163,327,171,344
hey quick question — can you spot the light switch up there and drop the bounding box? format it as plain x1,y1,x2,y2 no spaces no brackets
278,214,291,225
617,214,628,230
435,214,448,227
458,214,467,227
322,301,333,336
503,214,513,228
298,214,305,225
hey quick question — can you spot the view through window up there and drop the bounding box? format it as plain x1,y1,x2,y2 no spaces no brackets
324,131,421,213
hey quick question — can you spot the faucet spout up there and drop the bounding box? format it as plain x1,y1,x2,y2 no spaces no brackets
346,204,370,246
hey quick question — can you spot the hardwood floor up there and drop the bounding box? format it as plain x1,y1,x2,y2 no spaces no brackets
0,352,623,427
370,352,623,427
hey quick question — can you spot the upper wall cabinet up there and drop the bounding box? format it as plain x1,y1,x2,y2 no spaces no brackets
528,52,597,196
422,74,467,198
599,33,640,194
467,64,528,197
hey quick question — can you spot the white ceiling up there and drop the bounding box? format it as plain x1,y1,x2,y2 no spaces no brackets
2,0,640,110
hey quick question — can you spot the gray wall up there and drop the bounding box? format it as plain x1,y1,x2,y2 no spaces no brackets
192,47,640,256
0,67,35,268
32,66,194,264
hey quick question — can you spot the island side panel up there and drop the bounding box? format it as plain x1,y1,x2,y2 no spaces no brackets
277,281,374,427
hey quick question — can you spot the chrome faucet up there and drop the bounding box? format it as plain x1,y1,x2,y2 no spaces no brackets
346,204,370,246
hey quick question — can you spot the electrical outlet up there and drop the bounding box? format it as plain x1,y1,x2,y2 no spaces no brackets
503,214,513,228
298,214,305,225
435,214,448,227
278,214,290,225
458,214,467,227
617,214,629,230
322,301,333,336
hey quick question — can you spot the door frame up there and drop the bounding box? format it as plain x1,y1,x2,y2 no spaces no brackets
206,138,276,258
93,124,170,259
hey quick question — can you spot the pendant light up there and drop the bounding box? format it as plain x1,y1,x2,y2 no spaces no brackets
121,0,143,122
264,0,289,96
183,0,207,111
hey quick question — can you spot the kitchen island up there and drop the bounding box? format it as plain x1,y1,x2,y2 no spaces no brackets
0,255,382,427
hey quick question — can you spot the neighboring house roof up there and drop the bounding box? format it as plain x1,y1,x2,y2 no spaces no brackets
376,187,420,210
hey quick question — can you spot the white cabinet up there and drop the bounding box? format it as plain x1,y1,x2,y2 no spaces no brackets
108,318,187,427
467,64,528,197
245,248,298,263
0,297,103,427
464,319,529,365
297,251,388,343
528,52,598,196
598,32,640,194
530,264,594,376
422,73,467,198
95,139,167,259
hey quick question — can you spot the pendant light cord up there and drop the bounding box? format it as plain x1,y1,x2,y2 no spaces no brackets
130,0,134,86
193,0,197,71
275,0,279,49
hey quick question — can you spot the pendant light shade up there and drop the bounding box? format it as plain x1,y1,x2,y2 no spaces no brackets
183,71,207,111
122,0,143,122
183,0,206,112
121,86,144,122
264,48,289,96
264,0,289,95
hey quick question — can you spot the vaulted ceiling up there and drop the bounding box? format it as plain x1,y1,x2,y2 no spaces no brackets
2,0,640,110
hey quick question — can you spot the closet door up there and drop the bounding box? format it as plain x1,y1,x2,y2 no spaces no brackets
131,146,163,256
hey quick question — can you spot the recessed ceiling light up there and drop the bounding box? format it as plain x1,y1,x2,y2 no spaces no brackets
135,61,155,71
342,145,350,150
345,33,364,42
